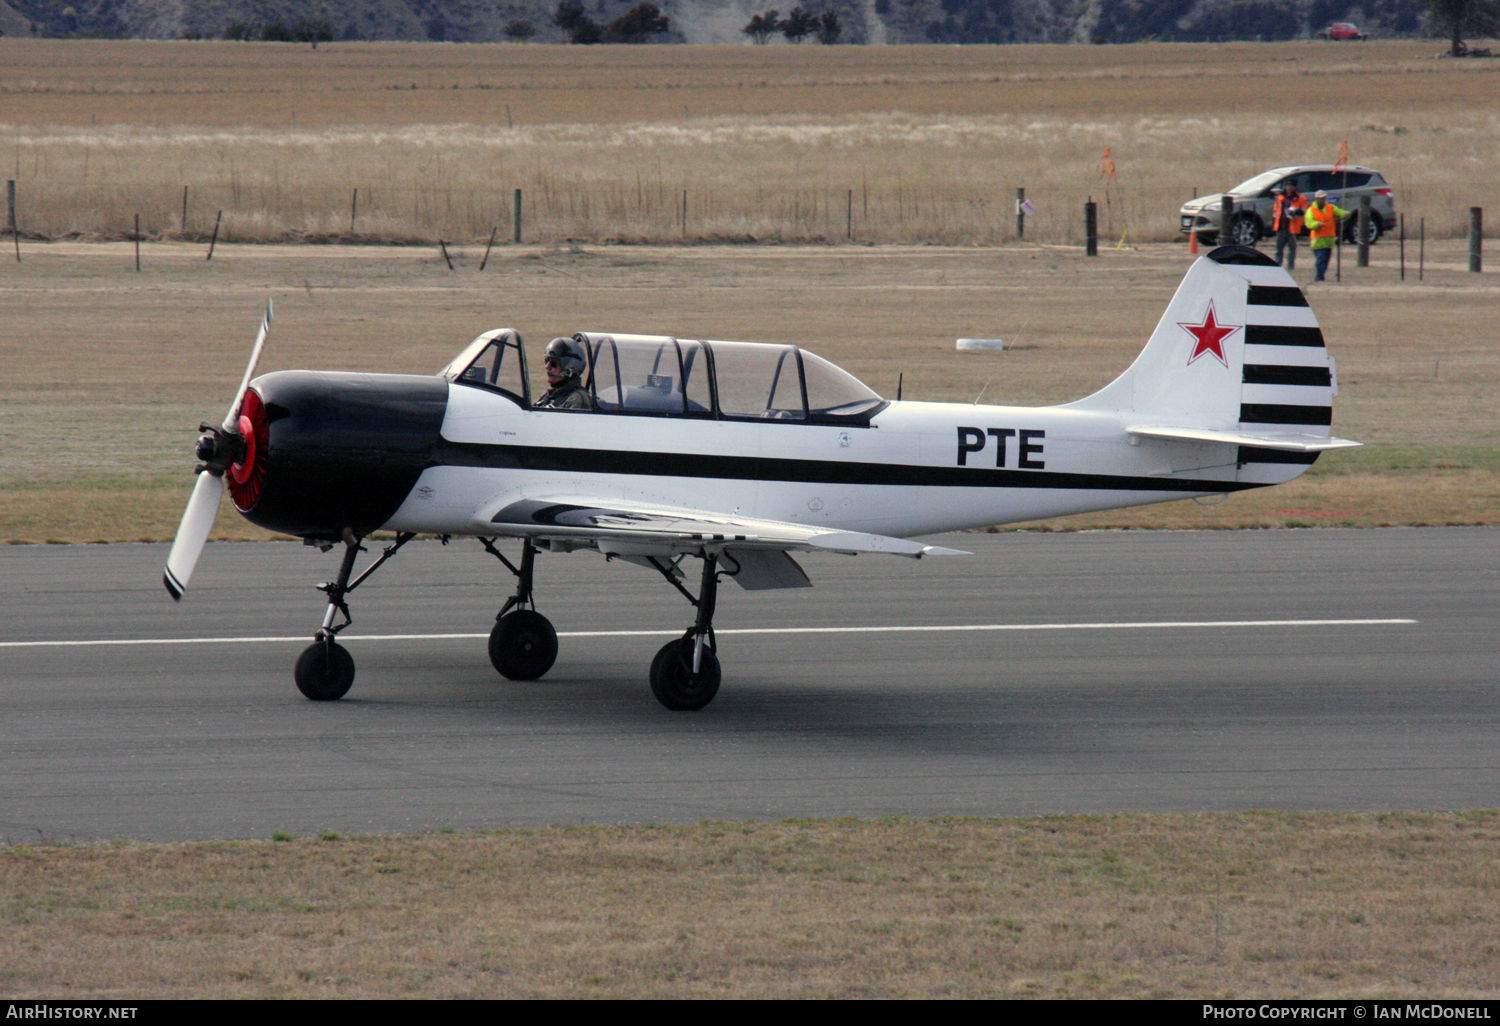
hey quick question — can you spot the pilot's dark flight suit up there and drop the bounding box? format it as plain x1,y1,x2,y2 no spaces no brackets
535,379,597,411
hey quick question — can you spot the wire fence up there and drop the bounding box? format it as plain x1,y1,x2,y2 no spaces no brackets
6,179,1145,247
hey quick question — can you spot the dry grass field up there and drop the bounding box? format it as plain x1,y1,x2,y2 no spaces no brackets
1,38,1496,245
3,812,1498,999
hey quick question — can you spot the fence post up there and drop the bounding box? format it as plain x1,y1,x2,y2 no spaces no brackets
1219,195,1234,247
1085,198,1098,257
1399,213,1405,281
206,209,222,260
1419,217,1425,281
1357,195,1371,268
350,188,358,234
134,214,141,272
513,188,522,244
480,226,497,271
439,240,454,270
1015,187,1025,239
7,180,16,263
847,188,853,241
182,185,189,235
1470,207,1483,273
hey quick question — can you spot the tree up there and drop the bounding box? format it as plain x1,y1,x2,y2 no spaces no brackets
293,19,334,44
815,11,841,43
782,6,817,41
554,1,586,31
1429,0,1500,55
504,20,536,40
554,0,602,43
605,2,671,42
743,10,781,43
261,22,294,42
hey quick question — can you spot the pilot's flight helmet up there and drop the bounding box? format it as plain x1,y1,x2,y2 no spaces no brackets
544,336,587,379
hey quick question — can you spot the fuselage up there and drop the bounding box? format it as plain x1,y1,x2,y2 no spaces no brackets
239,369,1265,543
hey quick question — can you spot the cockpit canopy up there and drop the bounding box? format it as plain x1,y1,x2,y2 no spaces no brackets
442,330,886,425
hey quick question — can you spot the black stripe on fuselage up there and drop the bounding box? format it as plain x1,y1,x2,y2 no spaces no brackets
1237,446,1320,465
436,441,1260,494
1240,403,1333,426
1246,285,1309,308
1243,364,1332,387
1244,324,1324,347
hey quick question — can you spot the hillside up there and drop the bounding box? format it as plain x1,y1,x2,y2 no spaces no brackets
1,0,1433,43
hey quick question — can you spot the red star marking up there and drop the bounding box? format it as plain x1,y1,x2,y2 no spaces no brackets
1179,301,1239,368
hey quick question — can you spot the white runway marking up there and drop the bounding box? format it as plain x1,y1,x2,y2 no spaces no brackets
0,619,1418,648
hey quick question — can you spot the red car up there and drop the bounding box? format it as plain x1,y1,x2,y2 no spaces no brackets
1321,22,1367,40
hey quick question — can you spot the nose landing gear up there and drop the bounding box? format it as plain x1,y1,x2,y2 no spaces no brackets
292,530,413,701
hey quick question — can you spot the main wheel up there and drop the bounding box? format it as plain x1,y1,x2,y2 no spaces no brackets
488,609,558,680
649,637,721,711
1230,214,1261,247
294,640,355,701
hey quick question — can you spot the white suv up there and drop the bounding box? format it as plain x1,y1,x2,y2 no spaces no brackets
1179,165,1395,247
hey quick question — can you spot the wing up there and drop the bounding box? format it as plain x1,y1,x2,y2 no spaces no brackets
483,496,970,559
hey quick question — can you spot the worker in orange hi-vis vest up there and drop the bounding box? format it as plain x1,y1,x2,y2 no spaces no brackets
1304,190,1349,282
1272,180,1307,270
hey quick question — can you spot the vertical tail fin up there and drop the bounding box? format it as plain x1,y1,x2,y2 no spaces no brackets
1064,245,1357,482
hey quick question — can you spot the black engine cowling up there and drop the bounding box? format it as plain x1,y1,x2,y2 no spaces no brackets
235,370,449,540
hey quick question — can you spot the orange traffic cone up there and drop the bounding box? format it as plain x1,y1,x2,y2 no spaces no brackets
1187,228,1199,256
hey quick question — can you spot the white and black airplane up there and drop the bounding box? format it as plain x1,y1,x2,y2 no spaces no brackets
163,245,1358,710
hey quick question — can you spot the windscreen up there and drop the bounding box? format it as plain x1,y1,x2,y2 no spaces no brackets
800,350,883,416
1229,170,1287,196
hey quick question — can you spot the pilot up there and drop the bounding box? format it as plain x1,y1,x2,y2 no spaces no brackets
535,336,596,411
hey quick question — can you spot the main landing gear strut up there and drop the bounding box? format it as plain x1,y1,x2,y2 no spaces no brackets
645,551,724,711
480,540,729,711
481,537,559,681
292,530,413,701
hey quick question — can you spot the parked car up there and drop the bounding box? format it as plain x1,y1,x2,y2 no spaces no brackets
1320,22,1367,40
1179,165,1395,247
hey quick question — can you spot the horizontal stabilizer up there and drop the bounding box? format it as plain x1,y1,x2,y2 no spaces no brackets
1127,425,1362,453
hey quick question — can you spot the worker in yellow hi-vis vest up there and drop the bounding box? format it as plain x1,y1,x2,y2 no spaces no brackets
1304,190,1349,282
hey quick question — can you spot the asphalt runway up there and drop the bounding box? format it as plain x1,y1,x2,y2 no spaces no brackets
2,527,1495,843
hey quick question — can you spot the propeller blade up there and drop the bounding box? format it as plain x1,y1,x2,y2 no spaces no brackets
163,471,225,601
222,299,274,434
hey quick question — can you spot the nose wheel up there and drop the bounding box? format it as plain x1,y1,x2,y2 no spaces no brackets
294,638,355,701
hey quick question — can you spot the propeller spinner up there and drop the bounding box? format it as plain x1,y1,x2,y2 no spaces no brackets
162,301,273,600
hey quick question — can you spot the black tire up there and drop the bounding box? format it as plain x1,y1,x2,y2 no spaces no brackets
294,640,355,701
1229,214,1261,247
488,609,558,680
1345,216,1381,246
649,637,721,711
